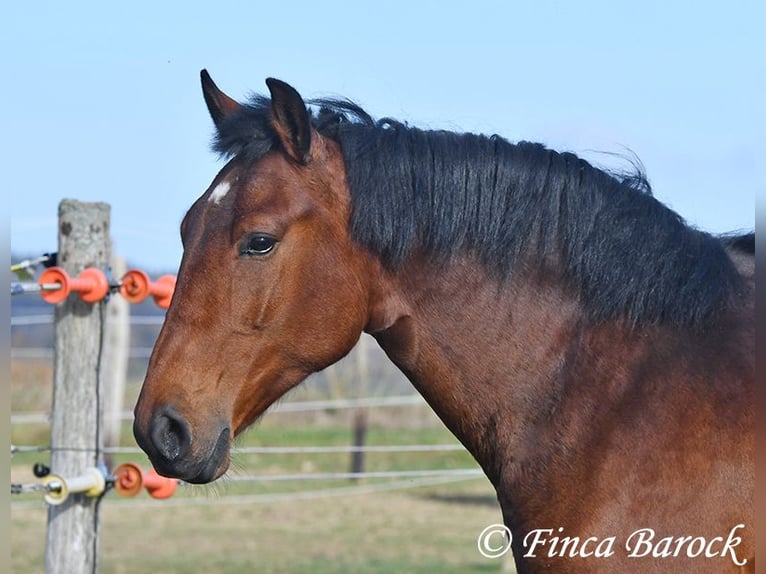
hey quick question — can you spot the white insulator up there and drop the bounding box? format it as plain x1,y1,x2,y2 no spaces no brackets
43,468,106,506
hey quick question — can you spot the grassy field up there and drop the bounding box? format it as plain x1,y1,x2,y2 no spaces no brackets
13,472,506,573
10,359,516,573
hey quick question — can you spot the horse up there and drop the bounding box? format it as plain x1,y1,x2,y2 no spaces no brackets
133,70,755,573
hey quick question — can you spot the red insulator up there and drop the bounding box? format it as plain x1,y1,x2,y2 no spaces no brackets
38,267,110,304
120,270,176,309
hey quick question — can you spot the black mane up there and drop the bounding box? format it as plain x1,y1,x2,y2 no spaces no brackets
212,95,747,327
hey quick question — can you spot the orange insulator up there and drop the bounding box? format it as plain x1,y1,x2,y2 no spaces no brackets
113,462,144,497
38,267,110,304
112,463,178,499
142,467,178,499
120,269,176,309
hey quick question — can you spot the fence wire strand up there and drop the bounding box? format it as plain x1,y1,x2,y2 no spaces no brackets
12,443,466,456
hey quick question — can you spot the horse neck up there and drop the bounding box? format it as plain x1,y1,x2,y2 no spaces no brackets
371,256,572,455
369,255,654,523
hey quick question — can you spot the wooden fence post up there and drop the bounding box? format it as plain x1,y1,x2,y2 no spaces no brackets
349,335,370,481
102,254,129,470
44,199,111,574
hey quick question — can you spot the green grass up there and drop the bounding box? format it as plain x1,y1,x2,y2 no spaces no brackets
11,425,510,574
10,356,516,573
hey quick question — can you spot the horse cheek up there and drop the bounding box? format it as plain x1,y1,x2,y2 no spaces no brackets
297,255,367,368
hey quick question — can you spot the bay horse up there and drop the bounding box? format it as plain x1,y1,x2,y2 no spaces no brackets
133,70,755,573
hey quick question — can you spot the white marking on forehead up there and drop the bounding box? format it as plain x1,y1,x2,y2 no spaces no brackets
209,181,232,204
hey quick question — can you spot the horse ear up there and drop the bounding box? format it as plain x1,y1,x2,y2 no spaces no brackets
265,78,312,164
200,69,241,129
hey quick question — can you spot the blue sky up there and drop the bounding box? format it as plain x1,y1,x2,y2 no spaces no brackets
5,1,762,271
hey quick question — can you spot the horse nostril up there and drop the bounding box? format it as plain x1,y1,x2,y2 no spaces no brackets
150,408,191,462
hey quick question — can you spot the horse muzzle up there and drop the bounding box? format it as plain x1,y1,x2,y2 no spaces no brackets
133,405,231,484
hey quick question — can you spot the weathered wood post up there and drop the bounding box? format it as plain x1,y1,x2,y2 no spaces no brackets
102,254,129,470
44,200,110,574
349,334,370,481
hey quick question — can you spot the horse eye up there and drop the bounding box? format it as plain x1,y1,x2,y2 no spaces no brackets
239,234,277,257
